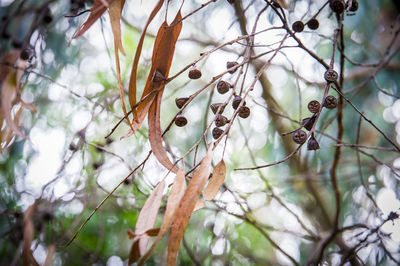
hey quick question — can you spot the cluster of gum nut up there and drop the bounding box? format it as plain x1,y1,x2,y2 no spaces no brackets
174,62,250,140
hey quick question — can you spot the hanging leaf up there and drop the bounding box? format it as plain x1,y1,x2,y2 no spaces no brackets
22,201,39,266
146,11,183,173
203,160,226,201
138,168,187,265
72,0,112,39
128,0,165,116
167,147,213,266
129,180,165,264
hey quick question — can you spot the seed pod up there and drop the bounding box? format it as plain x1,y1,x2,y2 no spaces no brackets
307,100,321,113
210,103,225,114
292,129,307,144
324,69,338,83
188,65,202,79
307,135,320,150
238,106,250,118
307,18,319,30
69,143,77,151
124,178,131,185
302,115,316,131
226,61,239,74
43,8,53,24
106,138,113,145
175,114,188,127
324,95,338,109
152,70,166,82
217,80,230,94
212,127,224,139
215,114,228,127
232,95,245,109
330,0,345,14
175,97,189,108
292,21,304,33
20,49,30,60
348,0,358,11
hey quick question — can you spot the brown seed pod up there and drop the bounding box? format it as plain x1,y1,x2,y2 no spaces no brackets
210,103,225,114
215,114,228,127
69,143,77,151
348,0,358,11
212,127,224,139
324,69,338,83
292,130,307,144
175,114,188,127
232,95,245,110
324,95,338,109
330,0,345,14
307,18,319,30
302,115,316,131
307,135,320,150
238,106,250,118
307,100,321,113
217,80,230,94
226,61,239,74
175,97,189,109
20,49,30,60
188,65,202,79
292,21,304,33
152,70,166,82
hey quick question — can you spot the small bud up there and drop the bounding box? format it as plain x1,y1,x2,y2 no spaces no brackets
226,61,239,74
232,95,245,109
175,97,189,109
212,127,224,139
238,106,250,118
69,143,77,151
292,21,304,33
307,18,319,30
152,70,166,82
307,100,321,113
188,65,202,79
217,80,230,94
215,114,228,127
330,0,345,14
302,115,316,131
307,135,320,150
324,95,338,109
348,0,358,12
324,69,338,83
292,130,307,144
20,48,31,60
175,114,188,127
210,103,225,114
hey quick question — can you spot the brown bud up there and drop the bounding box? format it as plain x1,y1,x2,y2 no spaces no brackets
226,61,239,74
20,48,31,60
292,129,307,144
307,100,321,113
307,18,319,30
69,143,77,151
212,127,224,139
210,103,225,114
152,70,166,82
307,135,320,150
175,114,188,127
175,97,189,109
188,65,202,79
217,80,230,94
232,95,245,109
238,106,250,118
324,69,338,83
348,0,358,11
292,21,304,33
302,115,316,131
324,95,338,109
330,0,345,13
215,114,228,127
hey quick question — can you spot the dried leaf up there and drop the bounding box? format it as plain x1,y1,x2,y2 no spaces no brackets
203,160,226,201
128,0,165,114
138,169,187,265
22,201,39,266
129,180,165,264
147,11,183,173
127,228,160,239
73,0,112,39
167,146,213,266
0,50,19,82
